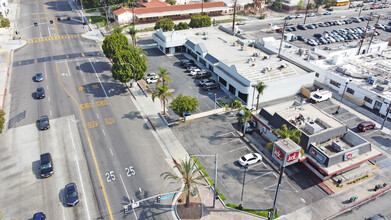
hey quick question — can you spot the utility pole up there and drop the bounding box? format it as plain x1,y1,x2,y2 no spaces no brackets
201,0,204,15
357,15,371,55
232,0,237,32
366,15,380,54
132,0,135,28
238,165,248,210
271,165,285,220
335,81,349,114
303,0,311,25
358,6,363,17
278,19,287,56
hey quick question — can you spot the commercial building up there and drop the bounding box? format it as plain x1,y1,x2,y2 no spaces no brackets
112,1,230,24
253,102,381,178
153,26,314,108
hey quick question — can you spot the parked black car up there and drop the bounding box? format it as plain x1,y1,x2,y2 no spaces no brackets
40,153,53,178
39,115,50,130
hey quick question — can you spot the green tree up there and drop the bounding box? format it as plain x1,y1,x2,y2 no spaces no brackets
265,124,302,151
0,110,5,133
102,33,129,59
127,27,138,46
154,18,174,32
156,67,172,86
230,100,242,109
271,0,284,9
174,22,189,30
297,0,305,9
255,81,267,110
189,15,212,28
111,46,148,83
166,0,176,5
170,94,199,115
314,0,327,10
113,27,122,33
0,18,10,28
152,85,173,115
308,2,315,9
161,158,206,208
237,109,251,137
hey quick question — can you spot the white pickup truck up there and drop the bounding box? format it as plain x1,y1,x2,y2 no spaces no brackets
310,90,332,103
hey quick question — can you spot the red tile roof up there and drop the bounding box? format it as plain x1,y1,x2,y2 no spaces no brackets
113,1,225,16
142,0,169,8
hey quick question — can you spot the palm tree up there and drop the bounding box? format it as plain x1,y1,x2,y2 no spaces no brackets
161,158,206,208
152,85,173,115
237,109,252,137
255,81,267,110
157,67,172,86
128,27,138,46
265,124,302,151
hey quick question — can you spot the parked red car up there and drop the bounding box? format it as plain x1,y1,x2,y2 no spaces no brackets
357,121,375,132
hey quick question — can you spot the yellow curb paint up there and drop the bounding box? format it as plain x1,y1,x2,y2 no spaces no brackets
81,52,85,57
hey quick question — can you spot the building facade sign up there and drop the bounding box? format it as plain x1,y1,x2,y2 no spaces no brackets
272,138,301,167
344,149,359,161
309,146,327,164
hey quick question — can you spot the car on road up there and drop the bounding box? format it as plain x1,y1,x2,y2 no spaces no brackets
307,13,316,17
365,214,389,220
236,21,246,25
35,72,43,82
190,68,201,76
40,153,53,178
238,153,262,167
186,66,198,72
33,212,46,220
36,87,45,99
297,24,307,30
65,182,79,206
357,121,375,132
297,35,306,41
285,16,293,20
323,12,332,15
306,24,316,29
39,115,50,130
295,14,303,18
180,59,190,65
196,71,212,79
146,75,159,84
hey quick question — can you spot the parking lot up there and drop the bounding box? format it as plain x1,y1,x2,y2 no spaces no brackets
145,48,227,118
313,100,391,155
171,112,328,214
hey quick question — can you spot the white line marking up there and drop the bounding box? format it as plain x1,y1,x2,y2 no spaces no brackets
47,26,51,36
119,174,131,201
341,116,357,122
217,131,235,137
96,113,99,119
48,97,50,102
102,129,106,136
47,85,49,90
363,130,377,136
67,119,92,220
139,188,142,192
222,139,243,145
109,148,113,156
228,146,246,153
65,61,72,76
89,59,108,98
44,61,48,80
50,110,52,116
253,172,278,180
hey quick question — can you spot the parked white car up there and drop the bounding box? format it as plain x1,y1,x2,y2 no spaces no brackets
238,153,262,167
146,75,159,84
190,68,201,76
307,13,316,17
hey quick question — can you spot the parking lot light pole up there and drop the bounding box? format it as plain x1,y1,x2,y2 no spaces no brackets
278,19,287,56
271,165,285,220
335,81,349,115
190,154,218,208
238,165,248,210
380,102,391,130
214,93,217,109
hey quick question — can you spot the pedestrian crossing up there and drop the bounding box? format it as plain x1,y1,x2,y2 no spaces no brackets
27,34,81,44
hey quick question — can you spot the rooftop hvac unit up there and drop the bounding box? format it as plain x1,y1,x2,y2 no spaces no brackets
305,121,323,134
262,55,270,60
376,85,385,91
332,140,346,152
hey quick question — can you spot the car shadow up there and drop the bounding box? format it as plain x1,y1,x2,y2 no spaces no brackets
122,111,143,120
59,188,68,207
32,160,41,179
31,92,37,100
35,120,41,130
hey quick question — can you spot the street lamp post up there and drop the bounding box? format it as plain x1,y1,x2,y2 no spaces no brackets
335,81,349,114
251,84,256,110
190,154,218,208
380,102,391,130
271,165,285,220
238,165,248,210
278,19,287,56
214,93,217,109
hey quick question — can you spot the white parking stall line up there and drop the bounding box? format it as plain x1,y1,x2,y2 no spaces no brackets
109,148,113,156
102,129,106,136
44,62,48,80
50,109,52,116
96,113,99,119
285,180,298,193
363,130,377,136
89,59,108,98
47,26,51,36
65,61,72,76
67,119,92,220
341,116,357,122
48,97,50,102
217,131,236,137
222,138,242,145
228,146,246,153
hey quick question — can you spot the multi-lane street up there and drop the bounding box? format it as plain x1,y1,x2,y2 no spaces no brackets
1,0,179,219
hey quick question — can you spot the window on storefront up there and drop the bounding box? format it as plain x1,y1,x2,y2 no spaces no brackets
229,84,236,95
330,80,341,88
238,91,248,103
219,77,227,87
346,88,355,95
364,96,373,104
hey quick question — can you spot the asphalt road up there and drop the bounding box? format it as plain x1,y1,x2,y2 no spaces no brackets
2,0,179,219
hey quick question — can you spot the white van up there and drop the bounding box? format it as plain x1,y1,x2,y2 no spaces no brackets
310,90,332,103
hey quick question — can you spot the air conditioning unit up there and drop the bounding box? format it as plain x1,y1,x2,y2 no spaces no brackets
332,140,346,152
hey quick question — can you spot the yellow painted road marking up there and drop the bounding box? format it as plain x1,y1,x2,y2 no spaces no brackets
61,36,64,39
78,86,86,92
80,102,94,109
104,117,115,125
34,39,38,43
370,164,379,170
34,59,37,63
53,16,60,36
66,54,69,59
96,100,109,107
45,37,47,41
88,121,99,128
55,36,58,40
91,84,100,89
204,102,212,110
18,61,21,65
55,63,114,220
81,52,85,57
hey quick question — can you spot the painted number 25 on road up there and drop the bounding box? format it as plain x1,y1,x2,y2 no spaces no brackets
125,166,136,177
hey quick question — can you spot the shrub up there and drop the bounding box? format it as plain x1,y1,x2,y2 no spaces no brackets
231,100,242,109
0,18,10,28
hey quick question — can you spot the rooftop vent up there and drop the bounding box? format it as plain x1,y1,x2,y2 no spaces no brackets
332,140,346,152
305,121,324,134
